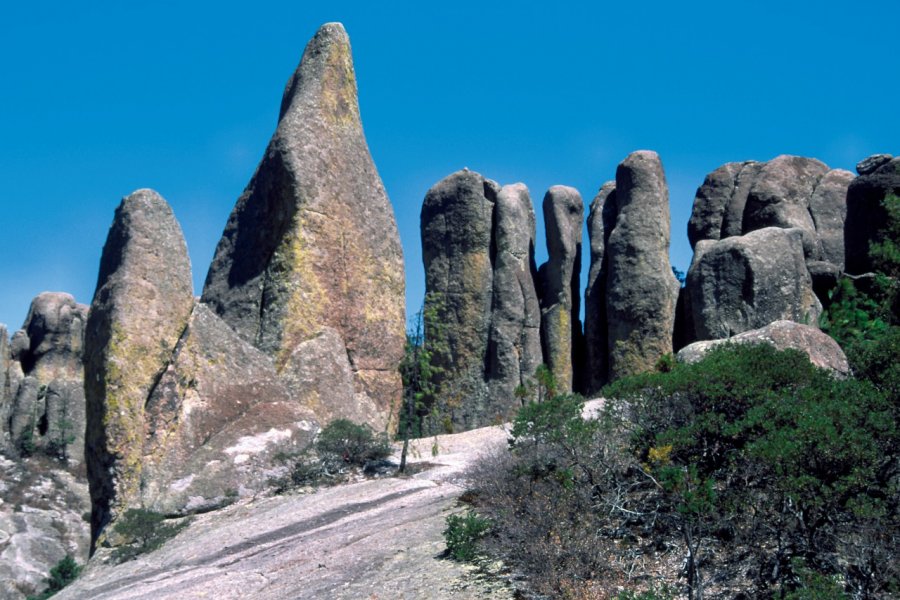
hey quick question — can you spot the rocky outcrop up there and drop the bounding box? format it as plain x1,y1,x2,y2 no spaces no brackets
677,320,849,376
845,154,900,275
421,170,497,429
201,22,404,430
84,189,195,545
686,227,821,340
538,186,584,393
486,183,542,411
605,151,679,380
141,304,317,516
2,293,88,464
584,182,616,393
1,325,9,448
421,171,547,429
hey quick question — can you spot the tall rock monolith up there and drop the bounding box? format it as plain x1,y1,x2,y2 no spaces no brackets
201,22,404,430
605,151,679,380
421,170,496,429
84,189,194,546
486,183,542,415
539,186,584,393
584,182,616,393
0,324,9,448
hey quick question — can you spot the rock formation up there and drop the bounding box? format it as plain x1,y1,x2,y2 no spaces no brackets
140,304,317,516
686,228,821,340
584,182,616,393
421,171,547,429
84,189,196,544
201,22,405,430
538,186,585,393
683,155,853,343
677,320,849,377
486,183,542,410
604,151,680,380
2,293,88,463
845,154,900,275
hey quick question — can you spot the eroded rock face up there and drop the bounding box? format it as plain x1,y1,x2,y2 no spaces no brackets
676,320,849,376
605,151,679,380
584,182,616,394
141,304,318,516
686,227,821,340
84,189,195,544
539,186,584,393
486,183,542,415
421,170,496,429
845,155,900,275
201,22,404,430
1,325,9,448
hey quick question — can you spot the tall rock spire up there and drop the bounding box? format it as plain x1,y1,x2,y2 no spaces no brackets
202,23,405,427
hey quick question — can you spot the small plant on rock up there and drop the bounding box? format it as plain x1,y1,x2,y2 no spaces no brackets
26,555,81,600
111,508,190,563
444,509,490,562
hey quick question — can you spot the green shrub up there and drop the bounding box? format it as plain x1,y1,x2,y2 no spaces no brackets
26,555,81,600
443,509,490,561
111,509,189,563
315,418,391,468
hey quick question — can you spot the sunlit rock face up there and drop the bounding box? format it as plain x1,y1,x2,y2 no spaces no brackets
201,23,405,432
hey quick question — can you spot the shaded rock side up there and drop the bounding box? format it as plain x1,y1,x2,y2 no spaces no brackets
845,155,900,275
0,325,8,448
485,183,542,417
584,182,617,394
606,151,679,380
201,23,405,427
687,161,744,249
677,320,849,376
4,293,88,465
421,170,496,429
538,186,584,393
141,303,318,516
84,189,194,545
809,168,855,269
686,227,821,341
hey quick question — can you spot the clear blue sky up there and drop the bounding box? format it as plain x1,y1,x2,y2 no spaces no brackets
1,1,897,332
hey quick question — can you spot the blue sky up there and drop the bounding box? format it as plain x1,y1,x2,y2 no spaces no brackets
1,1,897,331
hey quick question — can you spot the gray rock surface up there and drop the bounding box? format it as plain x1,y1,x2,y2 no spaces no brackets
201,23,405,429
687,162,743,248
584,182,617,393
421,169,496,429
686,227,821,341
84,189,195,546
4,293,88,464
720,161,763,239
605,151,679,380
676,320,849,376
845,156,900,275
485,183,542,416
856,153,893,175
0,454,91,600
52,427,517,600
538,185,584,393
141,303,318,516
808,169,854,269
0,326,9,448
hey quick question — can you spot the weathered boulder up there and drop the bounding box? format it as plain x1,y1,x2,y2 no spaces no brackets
7,293,88,464
84,189,195,545
743,155,829,259
538,186,584,392
845,155,900,275
485,183,542,415
584,182,616,393
686,227,821,341
809,169,855,269
0,325,9,447
720,161,764,240
141,303,318,516
687,162,743,248
421,169,496,429
201,23,405,430
677,320,849,376
605,151,679,380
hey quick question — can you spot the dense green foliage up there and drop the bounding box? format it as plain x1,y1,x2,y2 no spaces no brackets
443,509,491,562
314,418,391,467
26,555,81,600
111,509,190,563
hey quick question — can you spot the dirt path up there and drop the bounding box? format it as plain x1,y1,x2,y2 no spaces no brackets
53,424,516,600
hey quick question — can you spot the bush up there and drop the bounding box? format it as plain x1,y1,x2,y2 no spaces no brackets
26,555,81,600
315,419,391,468
443,509,490,561
111,509,189,563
